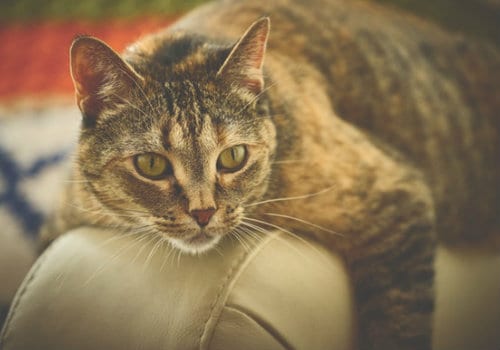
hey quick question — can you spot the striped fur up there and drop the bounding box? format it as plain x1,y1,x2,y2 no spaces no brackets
41,0,500,348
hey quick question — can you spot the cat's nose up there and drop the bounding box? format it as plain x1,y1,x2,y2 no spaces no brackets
190,208,216,227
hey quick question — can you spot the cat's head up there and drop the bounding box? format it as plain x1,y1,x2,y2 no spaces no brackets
69,18,276,254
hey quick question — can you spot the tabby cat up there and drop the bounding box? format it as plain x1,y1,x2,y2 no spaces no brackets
41,0,500,348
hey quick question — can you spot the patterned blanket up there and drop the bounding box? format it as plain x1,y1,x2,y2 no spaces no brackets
0,103,78,239
0,103,79,326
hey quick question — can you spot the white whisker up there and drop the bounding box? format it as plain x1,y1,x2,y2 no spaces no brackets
231,228,251,252
242,217,330,262
91,225,155,251
238,225,265,244
63,201,149,220
130,233,158,265
212,244,224,257
237,81,278,114
176,247,183,267
143,235,164,271
272,159,307,165
245,184,336,208
160,241,177,272
239,221,316,263
263,212,344,237
83,230,155,286
116,66,157,114
110,92,149,117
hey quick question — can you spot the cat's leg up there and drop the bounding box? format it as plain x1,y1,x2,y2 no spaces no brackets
349,178,436,350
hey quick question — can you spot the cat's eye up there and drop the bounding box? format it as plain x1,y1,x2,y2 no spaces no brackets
217,145,247,173
133,153,171,180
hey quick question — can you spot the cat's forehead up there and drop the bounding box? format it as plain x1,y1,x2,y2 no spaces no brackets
160,80,221,143
165,113,217,153
158,80,255,141
163,79,223,112
123,78,265,157
160,110,256,154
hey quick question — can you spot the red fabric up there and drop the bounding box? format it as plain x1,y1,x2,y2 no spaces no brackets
0,17,177,100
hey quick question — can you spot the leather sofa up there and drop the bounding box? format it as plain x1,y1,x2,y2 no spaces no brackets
1,227,499,349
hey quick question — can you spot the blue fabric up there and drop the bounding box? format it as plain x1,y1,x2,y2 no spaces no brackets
0,147,68,237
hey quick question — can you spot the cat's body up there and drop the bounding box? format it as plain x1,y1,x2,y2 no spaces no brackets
41,0,500,348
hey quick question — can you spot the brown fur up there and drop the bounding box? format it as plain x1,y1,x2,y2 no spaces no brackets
41,0,500,348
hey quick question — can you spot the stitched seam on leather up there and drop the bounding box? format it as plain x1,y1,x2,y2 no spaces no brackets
198,233,278,350
224,305,294,350
0,240,57,349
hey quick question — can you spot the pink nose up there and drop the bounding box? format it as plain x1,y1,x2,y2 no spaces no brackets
190,208,216,227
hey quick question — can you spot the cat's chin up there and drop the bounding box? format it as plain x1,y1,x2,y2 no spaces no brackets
168,233,222,255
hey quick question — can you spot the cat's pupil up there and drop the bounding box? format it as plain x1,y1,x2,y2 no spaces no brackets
133,153,170,179
217,145,247,172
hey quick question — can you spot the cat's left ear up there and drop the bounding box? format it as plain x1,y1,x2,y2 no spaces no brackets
217,17,270,98
70,36,144,126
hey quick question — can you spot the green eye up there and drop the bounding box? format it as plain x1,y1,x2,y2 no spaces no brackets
217,145,247,172
133,153,171,179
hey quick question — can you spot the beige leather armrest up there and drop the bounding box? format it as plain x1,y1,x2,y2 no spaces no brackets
2,227,500,350
433,245,500,350
0,227,356,350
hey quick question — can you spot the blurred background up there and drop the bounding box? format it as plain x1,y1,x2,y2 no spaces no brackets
0,0,498,101
0,0,205,100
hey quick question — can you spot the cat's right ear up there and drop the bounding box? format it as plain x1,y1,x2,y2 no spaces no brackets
70,36,144,127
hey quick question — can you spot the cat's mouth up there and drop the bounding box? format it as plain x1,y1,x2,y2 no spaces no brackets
152,212,242,254
186,232,213,245
168,231,222,255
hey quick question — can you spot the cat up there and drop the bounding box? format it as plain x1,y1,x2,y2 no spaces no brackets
40,0,500,348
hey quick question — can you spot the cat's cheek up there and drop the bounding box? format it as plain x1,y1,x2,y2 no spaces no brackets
111,168,179,215
211,211,235,229
216,173,234,188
